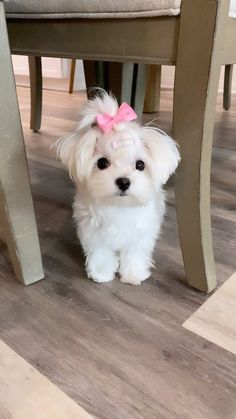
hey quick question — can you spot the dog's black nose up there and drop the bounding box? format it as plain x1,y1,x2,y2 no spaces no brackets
115,177,131,192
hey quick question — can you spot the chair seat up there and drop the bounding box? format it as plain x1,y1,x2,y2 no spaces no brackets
5,0,236,19
5,0,181,19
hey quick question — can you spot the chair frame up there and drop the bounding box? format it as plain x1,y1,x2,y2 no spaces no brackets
1,0,235,291
0,1,44,284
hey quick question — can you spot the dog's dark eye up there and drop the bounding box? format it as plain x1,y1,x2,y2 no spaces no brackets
97,157,110,170
136,160,145,171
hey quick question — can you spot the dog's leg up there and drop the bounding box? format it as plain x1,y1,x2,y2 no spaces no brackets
119,246,153,285
86,248,119,283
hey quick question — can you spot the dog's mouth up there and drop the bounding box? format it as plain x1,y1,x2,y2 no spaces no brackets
119,191,128,197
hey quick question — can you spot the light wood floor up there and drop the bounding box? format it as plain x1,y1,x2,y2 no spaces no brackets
0,339,92,419
183,271,236,355
0,85,235,419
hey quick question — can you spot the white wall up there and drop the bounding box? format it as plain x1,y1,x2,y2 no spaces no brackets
61,59,86,90
161,65,236,92
12,56,62,77
12,56,86,90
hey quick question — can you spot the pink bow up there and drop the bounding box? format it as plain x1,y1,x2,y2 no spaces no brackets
96,103,137,134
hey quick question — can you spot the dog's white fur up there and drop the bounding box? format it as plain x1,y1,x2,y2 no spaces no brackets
57,92,180,285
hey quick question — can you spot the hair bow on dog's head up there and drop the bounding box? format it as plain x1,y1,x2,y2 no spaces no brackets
96,103,137,135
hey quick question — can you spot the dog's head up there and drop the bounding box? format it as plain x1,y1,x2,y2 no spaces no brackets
57,92,180,205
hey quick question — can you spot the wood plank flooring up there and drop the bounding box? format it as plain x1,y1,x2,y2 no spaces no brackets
183,272,236,355
0,85,235,418
0,339,93,419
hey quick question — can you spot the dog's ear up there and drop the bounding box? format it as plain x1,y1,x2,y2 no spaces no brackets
57,129,97,182
141,127,180,185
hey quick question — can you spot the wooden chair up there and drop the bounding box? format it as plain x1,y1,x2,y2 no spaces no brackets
1,0,235,292
0,2,43,284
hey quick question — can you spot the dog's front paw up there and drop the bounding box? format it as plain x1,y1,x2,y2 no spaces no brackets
120,276,142,286
120,271,151,286
87,268,115,283
119,252,152,286
86,250,119,284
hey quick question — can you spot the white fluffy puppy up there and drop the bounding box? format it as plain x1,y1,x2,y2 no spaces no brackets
57,92,180,285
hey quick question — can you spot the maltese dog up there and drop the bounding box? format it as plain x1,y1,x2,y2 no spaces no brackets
57,92,180,285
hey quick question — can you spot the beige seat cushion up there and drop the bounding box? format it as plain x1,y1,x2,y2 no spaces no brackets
5,0,181,19
5,0,236,19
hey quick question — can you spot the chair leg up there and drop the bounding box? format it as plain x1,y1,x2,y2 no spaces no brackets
121,63,134,105
84,61,122,100
28,56,42,131
223,64,233,110
144,65,162,113
0,3,44,285
133,64,148,120
173,0,229,292
83,60,96,99
69,59,76,94
108,62,123,103
95,61,109,90
121,63,148,119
